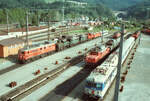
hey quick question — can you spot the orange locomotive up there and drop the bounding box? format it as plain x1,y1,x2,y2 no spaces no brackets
132,31,141,39
94,32,101,38
18,42,56,63
85,46,110,65
112,32,121,39
141,29,150,34
87,33,95,39
87,32,101,40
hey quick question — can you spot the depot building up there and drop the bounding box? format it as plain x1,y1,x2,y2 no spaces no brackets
0,38,32,57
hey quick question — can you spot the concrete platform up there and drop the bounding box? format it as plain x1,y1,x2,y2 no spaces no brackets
0,37,102,97
0,59,15,71
119,34,150,101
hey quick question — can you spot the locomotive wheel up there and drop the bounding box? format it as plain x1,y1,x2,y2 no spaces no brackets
20,60,26,64
63,46,66,50
31,58,35,61
37,55,41,59
34,56,39,60
23,59,30,63
27,59,31,63
46,52,49,56
40,54,45,58
47,52,51,55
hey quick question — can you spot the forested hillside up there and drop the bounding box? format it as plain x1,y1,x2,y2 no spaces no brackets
73,0,144,10
0,0,147,26
125,1,150,20
0,0,144,10
0,0,113,25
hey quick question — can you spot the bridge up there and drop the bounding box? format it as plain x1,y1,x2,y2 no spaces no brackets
113,11,127,17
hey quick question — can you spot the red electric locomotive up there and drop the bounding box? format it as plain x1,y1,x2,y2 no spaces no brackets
132,31,141,39
18,42,56,63
145,29,150,34
112,32,121,39
85,46,110,65
94,32,101,38
87,33,95,39
87,32,101,40
141,29,150,34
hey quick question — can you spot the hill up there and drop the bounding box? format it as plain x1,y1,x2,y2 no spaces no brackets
44,0,144,10
0,0,144,10
0,0,114,25
125,1,150,20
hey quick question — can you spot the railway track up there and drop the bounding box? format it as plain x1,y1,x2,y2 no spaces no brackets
39,44,120,101
0,32,112,76
0,44,99,101
0,32,114,101
97,34,140,101
21,26,81,39
0,34,114,101
0,38,94,75
39,57,109,101
100,33,140,101
59,32,140,101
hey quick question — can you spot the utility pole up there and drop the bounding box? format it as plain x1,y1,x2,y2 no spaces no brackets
26,11,29,49
37,10,40,27
62,0,65,25
101,23,104,43
6,11,9,34
48,19,50,41
147,8,150,20
139,31,141,45
47,13,50,41
113,24,124,101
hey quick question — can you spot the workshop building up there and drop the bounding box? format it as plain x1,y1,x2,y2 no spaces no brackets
0,38,32,57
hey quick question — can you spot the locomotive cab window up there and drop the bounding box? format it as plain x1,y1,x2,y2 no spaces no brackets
86,82,97,88
96,83,102,88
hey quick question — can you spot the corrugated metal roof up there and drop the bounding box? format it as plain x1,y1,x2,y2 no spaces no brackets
0,38,26,46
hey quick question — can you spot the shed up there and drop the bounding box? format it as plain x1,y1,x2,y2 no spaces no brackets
0,38,32,57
